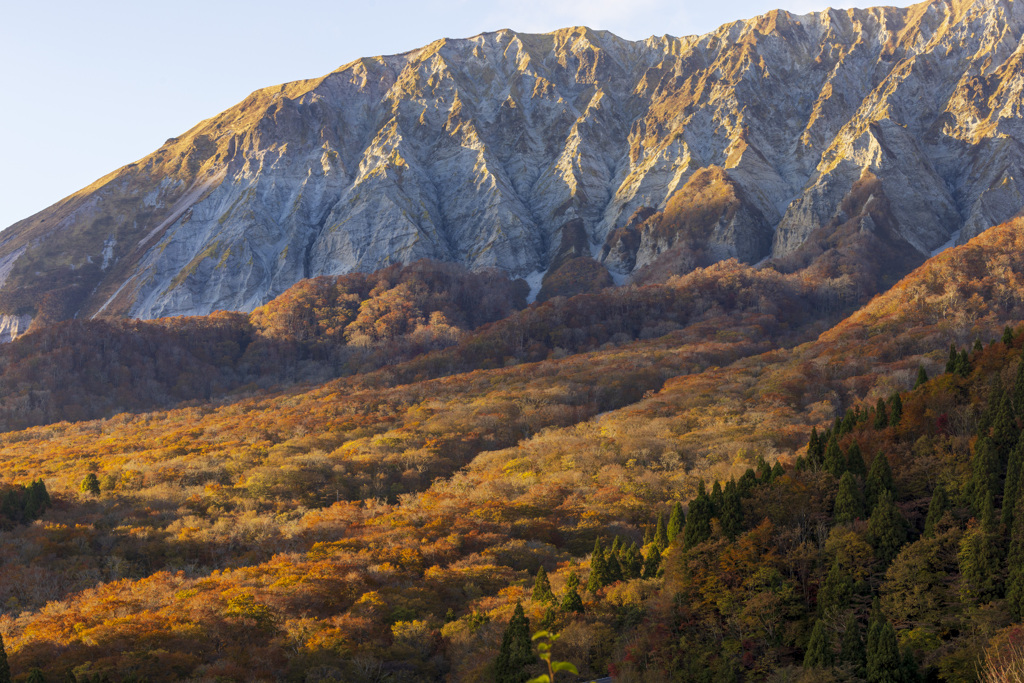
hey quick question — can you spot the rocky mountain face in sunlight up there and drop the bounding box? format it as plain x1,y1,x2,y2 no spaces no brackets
1,0,1022,326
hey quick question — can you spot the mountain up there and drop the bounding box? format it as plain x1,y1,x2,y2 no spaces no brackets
1,0,1023,332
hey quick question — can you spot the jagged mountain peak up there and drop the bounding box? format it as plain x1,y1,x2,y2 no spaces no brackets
1,0,1023,331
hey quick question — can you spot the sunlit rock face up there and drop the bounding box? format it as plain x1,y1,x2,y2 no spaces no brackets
1,0,1023,322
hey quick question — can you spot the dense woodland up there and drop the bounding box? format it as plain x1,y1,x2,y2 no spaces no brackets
1,218,1024,681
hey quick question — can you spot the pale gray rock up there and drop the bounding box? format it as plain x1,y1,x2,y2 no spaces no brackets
1,0,1023,321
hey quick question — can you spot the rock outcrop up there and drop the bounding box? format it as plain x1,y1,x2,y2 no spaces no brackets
1,0,1023,323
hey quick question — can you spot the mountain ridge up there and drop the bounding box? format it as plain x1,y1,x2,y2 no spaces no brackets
1,0,1023,330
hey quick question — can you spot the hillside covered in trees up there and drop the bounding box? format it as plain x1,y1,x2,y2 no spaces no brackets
2,217,1024,681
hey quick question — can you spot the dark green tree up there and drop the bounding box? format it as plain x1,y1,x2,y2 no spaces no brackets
913,365,928,389
923,482,949,538
756,455,773,481
770,461,785,480
818,558,853,614
1004,326,1015,345
720,479,744,540
560,572,584,613
738,468,758,496
587,539,610,593
839,613,866,678
642,545,662,579
888,394,903,427
958,522,1001,604
846,441,867,478
874,398,889,429
866,619,902,683
945,344,958,373
27,669,44,683
80,473,100,496
653,513,669,551
868,490,907,566
866,453,895,512
621,542,642,579
495,602,533,683
803,619,833,668
605,550,623,583
968,436,1001,517
955,349,971,376
824,435,845,477
532,566,554,603
683,482,712,549
1006,493,1024,619
834,472,865,525
1004,441,1024,529
710,481,724,516
1014,355,1024,418
807,427,822,466
667,502,685,543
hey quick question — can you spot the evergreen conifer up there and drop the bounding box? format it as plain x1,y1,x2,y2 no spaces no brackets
824,435,845,477
803,619,833,668
868,490,907,566
720,479,744,540
866,452,895,511
654,513,669,550
667,502,685,543
560,572,584,613
914,365,928,389
866,620,902,683
834,472,865,524
839,613,866,678
495,602,533,683
874,398,888,429
683,482,712,549
642,545,662,579
923,483,949,538
888,394,903,427
532,566,554,603
846,441,867,478
587,539,609,593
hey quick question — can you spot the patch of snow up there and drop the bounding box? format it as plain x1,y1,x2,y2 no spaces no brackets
524,269,547,303
931,230,961,257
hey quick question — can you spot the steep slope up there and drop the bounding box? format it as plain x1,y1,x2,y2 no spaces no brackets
1,0,1023,327
2,212,1024,681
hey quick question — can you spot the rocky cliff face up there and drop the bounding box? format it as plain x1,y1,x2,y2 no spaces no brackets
2,0,1023,324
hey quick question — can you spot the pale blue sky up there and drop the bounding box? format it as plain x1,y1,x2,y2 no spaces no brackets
0,0,917,230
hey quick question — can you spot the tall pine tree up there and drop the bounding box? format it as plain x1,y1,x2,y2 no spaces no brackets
804,619,833,668
495,602,533,683
846,441,867,478
667,502,685,543
840,613,867,679
560,572,584,613
824,435,846,477
866,452,895,512
683,481,712,549
834,472,865,525
587,538,610,593
923,482,949,538
866,619,902,683
532,566,554,603
868,490,907,566
958,521,1001,605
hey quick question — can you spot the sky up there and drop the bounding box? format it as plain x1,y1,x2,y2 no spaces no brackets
0,0,918,231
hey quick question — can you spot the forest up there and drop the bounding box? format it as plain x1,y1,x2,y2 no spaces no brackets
0,217,1024,681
